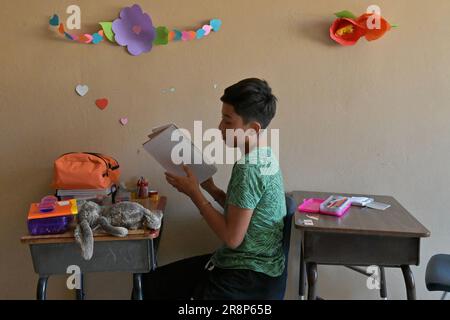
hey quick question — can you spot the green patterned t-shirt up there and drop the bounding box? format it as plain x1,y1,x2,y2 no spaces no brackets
211,147,286,277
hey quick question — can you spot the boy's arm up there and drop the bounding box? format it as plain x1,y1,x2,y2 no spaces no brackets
191,191,252,249
201,178,226,208
165,166,251,249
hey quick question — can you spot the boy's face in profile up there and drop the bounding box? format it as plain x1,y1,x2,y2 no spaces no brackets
219,103,259,148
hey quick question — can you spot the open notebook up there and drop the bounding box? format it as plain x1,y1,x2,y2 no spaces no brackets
143,124,217,183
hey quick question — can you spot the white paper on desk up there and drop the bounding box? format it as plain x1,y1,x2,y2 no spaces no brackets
366,202,391,211
143,124,217,183
350,197,374,207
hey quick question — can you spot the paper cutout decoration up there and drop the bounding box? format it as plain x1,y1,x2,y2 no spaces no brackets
172,30,182,41
49,14,59,26
210,19,222,32
75,85,89,97
112,4,156,56
202,25,212,36
196,29,205,39
95,99,109,110
182,31,196,41
154,26,169,45
65,32,74,41
330,18,367,46
120,118,129,126
100,22,115,43
335,10,357,19
53,16,103,45
162,87,176,94
92,33,103,44
82,34,93,43
48,4,222,56
330,10,396,46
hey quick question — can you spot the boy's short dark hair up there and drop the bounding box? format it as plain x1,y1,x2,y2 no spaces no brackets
221,78,277,129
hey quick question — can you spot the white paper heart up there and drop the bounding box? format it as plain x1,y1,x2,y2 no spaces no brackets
75,85,89,97
120,118,128,126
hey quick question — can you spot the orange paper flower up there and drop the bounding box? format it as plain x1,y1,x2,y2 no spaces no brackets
356,13,391,41
330,10,395,46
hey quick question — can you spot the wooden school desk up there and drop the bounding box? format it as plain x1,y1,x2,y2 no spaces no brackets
291,191,430,300
21,197,166,300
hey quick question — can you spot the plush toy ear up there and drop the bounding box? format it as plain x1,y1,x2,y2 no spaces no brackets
143,209,163,230
74,220,94,261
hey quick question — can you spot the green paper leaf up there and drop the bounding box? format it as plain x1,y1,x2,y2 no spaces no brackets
154,26,169,46
100,22,115,43
391,24,399,28
335,10,357,19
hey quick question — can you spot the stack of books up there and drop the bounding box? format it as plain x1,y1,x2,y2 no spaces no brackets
56,185,117,204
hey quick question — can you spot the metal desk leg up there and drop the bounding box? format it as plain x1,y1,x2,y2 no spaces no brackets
76,272,85,300
306,263,318,300
132,273,143,300
146,239,157,271
401,265,416,300
379,267,387,300
37,276,48,300
299,244,306,300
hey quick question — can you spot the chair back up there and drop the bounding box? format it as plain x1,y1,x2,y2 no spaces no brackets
276,194,296,299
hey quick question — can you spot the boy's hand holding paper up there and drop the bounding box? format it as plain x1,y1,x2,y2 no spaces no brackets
165,165,201,198
143,124,217,183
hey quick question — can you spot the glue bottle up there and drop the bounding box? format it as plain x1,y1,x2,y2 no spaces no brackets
137,177,149,199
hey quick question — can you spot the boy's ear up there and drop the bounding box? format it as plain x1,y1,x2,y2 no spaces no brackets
248,121,262,135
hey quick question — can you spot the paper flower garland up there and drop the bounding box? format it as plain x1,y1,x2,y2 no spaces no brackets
330,10,396,46
49,4,222,56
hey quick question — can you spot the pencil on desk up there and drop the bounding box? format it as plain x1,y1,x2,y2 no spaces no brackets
327,199,337,208
332,198,347,208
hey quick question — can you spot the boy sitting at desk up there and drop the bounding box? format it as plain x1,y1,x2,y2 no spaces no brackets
143,78,287,300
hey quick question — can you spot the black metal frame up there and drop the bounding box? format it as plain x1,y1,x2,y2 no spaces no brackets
35,238,157,300
298,232,419,300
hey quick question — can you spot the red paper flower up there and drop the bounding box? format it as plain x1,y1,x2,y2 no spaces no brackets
329,18,367,46
356,13,391,41
330,10,395,46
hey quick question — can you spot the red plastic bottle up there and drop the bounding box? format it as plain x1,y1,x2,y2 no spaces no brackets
137,177,149,199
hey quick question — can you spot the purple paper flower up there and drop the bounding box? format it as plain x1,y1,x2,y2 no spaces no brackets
112,4,155,56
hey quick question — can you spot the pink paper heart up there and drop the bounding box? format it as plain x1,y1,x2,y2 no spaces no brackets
132,25,142,35
120,118,128,126
84,34,93,44
182,31,190,41
202,25,212,36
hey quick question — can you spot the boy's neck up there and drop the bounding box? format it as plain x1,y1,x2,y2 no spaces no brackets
243,133,268,155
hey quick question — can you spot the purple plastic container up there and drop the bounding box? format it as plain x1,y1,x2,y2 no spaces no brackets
27,215,74,236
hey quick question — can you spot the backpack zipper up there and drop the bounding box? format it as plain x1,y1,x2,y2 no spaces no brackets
62,152,111,177
87,153,120,170
84,153,111,177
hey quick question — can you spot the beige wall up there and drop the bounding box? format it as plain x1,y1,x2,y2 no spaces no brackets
1,0,449,300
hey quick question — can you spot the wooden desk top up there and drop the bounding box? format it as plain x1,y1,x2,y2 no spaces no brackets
21,197,167,245
292,191,430,238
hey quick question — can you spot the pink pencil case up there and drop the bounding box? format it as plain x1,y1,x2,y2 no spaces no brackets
298,196,352,217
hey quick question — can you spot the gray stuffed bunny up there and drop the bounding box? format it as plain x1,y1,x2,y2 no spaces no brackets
74,200,163,260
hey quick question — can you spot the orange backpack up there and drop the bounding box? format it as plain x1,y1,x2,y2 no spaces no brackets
53,153,120,190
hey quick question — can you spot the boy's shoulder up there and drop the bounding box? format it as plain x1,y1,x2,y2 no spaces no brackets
233,147,280,180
